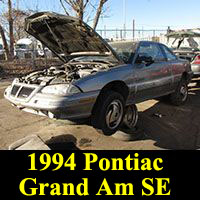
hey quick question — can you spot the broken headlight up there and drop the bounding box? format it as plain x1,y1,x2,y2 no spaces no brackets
41,84,81,95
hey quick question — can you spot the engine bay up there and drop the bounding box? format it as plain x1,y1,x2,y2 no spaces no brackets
18,61,111,86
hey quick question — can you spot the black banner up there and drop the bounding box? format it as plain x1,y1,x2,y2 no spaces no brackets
1,151,200,199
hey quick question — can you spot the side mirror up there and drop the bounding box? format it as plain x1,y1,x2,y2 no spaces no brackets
136,56,154,66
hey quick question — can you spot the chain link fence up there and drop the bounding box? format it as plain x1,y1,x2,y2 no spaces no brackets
0,29,168,62
96,29,167,42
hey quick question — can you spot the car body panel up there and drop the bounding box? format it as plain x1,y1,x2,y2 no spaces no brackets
134,61,172,102
166,29,200,77
4,13,193,120
4,85,99,119
191,55,200,76
24,12,121,63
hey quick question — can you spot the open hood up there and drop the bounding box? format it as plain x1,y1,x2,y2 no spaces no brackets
166,29,200,38
25,12,120,62
166,29,200,49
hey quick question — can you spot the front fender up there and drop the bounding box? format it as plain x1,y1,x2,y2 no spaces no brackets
74,64,134,92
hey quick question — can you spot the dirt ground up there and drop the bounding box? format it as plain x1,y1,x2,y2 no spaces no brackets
0,78,200,150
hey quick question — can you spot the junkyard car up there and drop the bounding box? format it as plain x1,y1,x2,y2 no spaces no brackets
191,54,200,76
173,47,200,62
4,12,193,135
166,29,200,76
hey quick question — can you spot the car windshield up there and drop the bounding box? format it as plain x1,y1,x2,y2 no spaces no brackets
15,44,29,50
109,41,138,63
0,44,3,50
69,55,119,65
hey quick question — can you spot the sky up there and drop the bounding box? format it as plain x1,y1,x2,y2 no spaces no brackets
4,0,200,30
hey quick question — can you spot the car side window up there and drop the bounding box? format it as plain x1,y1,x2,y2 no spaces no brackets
161,44,177,61
137,43,165,62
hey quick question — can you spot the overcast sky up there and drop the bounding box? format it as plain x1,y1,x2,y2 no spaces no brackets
7,0,200,30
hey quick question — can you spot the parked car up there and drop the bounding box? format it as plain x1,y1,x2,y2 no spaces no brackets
173,47,200,62
166,29,200,76
191,54,200,76
4,12,193,135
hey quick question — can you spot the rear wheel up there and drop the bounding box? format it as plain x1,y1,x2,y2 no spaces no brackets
92,91,125,135
170,78,188,106
123,104,138,130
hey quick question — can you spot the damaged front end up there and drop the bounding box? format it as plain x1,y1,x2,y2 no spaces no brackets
4,57,115,119
4,11,122,119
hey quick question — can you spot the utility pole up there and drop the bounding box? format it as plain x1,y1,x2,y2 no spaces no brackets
133,19,135,41
16,0,19,9
123,0,126,40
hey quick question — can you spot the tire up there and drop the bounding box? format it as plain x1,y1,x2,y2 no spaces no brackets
170,78,188,106
123,104,138,130
91,91,125,135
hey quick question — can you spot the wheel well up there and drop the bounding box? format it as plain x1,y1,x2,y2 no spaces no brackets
91,81,129,114
182,72,190,83
100,81,129,101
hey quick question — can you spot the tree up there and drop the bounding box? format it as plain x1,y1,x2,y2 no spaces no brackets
0,24,10,60
0,0,30,60
0,0,14,60
2,9,30,41
60,0,108,30
92,0,108,30
8,0,14,59
0,0,10,60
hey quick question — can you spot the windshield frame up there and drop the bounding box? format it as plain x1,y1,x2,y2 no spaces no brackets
109,41,139,64
15,44,30,50
68,54,121,65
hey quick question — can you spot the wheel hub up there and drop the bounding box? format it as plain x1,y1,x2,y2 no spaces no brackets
106,100,123,129
123,105,138,129
180,85,188,101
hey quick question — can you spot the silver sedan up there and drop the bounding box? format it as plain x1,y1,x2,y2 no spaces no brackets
4,12,193,135
191,54,200,76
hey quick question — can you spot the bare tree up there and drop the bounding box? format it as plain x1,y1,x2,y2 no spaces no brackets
60,0,108,30
0,24,10,60
3,9,30,40
92,0,108,30
61,0,89,21
8,0,14,59
0,0,10,60
0,0,31,60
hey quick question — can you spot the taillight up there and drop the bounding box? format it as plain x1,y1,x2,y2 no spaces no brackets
192,55,200,64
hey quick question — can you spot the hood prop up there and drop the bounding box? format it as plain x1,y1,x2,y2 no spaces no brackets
44,19,66,63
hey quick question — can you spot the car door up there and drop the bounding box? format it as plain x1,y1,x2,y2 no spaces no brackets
134,42,172,103
159,43,180,91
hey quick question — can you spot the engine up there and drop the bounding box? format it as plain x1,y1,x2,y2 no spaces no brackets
18,61,109,85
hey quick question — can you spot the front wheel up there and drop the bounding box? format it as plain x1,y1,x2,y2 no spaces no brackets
91,91,125,135
170,79,188,106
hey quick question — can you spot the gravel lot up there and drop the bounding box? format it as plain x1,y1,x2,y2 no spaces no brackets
0,78,200,150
